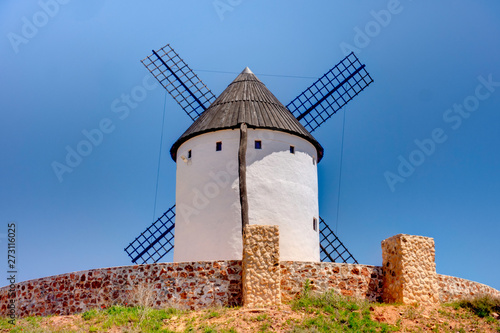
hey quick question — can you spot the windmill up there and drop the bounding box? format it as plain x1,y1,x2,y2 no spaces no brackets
124,44,373,265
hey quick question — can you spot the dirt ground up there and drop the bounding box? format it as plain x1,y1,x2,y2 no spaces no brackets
5,303,500,332
371,304,499,332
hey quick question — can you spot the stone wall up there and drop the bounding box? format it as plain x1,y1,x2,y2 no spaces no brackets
0,260,384,318
381,234,439,305
242,225,281,307
438,274,500,303
280,262,383,303
1,233,499,318
0,261,242,318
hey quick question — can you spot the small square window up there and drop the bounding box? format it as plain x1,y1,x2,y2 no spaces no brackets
255,140,262,149
290,145,295,154
313,218,318,231
312,157,316,165
188,150,192,158
216,142,222,151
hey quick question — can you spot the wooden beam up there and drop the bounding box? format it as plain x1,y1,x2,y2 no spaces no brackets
238,122,249,233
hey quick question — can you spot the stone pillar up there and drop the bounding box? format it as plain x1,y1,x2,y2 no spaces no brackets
381,234,439,305
242,225,281,307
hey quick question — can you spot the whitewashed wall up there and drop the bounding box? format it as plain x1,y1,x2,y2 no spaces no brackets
246,130,320,261
174,128,320,262
174,129,242,262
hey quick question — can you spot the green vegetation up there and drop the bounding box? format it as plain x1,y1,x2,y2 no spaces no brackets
1,289,499,332
453,295,500,318
251,313,268,322
205,309,222,319
291,282,397,332
0,305,180,333
79,304,180,332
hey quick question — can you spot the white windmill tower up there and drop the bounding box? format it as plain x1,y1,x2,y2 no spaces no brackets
170,67,324,262
125,44,372,265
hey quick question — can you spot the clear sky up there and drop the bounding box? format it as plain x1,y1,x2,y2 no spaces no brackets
1,1,499,291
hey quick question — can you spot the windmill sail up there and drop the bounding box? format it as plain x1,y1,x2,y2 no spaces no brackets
124,205,176,264
319,217,358,264
287,52,373,133
127,45,370,265
141,44,216,121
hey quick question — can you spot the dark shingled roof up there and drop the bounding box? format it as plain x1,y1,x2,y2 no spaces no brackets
170,67,324,161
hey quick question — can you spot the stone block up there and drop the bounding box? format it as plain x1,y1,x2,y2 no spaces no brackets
381,234,439,305
242,225,281,307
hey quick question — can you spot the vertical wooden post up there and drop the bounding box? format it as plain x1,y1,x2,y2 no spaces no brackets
238,122,249,233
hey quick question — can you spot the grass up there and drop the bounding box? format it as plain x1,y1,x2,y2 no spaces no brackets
82,304,180,332
205,309,222,319
291,282,398,333
1,286,499,332
449,295,500,318
252,313,268,322
0,305,181,333
401,303,419,320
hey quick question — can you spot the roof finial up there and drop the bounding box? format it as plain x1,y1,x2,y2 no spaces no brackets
241,67,253,74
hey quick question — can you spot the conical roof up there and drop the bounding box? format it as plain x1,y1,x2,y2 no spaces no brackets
170,67,324,161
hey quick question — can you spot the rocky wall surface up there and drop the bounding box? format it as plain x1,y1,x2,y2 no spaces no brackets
1,238,499,318
0,261,242,318
0,261,385,318
280,262,384,302
242,225,281,307
438,274,500,303
382,234,439,305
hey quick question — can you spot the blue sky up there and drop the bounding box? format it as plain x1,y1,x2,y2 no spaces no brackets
1,1,499,291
